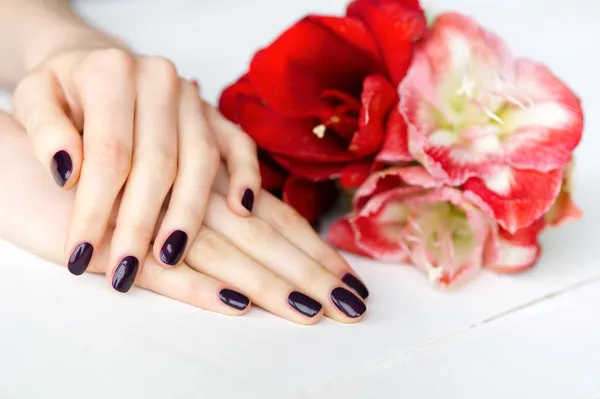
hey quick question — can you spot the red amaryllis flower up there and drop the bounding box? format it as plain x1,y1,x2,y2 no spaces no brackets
399,13,584,233
219,0,427,223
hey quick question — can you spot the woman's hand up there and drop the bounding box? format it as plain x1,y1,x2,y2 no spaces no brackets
0,112,369,324
12,48,261,279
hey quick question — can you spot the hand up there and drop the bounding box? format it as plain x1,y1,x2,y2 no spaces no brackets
12,47,260,279
0,112,369,324
95,167,369,324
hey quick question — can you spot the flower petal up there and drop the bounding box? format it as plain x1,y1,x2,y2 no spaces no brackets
340,160,375,188
399,12,514,184
327,217,372,257
485,218,545,273
347,0,427,85
232,94,363,163
545,162,583,227
271,155,346,181
219,74,258,123
354,165,446,209
376,107,413,163
501,59,584,171
349,75,398,156
282,177,339,224
350,189,410,261
258,154,287,191
463,167,563,233
353,166,435,209
249,15,381,117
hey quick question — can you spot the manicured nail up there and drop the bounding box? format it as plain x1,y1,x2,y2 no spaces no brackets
288,291,322,318
219,289,250,311
241,189,254,212
112,256,139,293
51,150,72,187
160,230,188,266
331,287,366,318
67,242,93,276
342,273,369,299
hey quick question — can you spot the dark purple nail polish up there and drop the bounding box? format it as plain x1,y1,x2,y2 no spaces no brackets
288,291,322,318
219,289,250,311
160,230,188,266
241,189,254,212
67,242,93,276
331,287,366,318
112,256,139,293
51,150,72,187
342,273,369,299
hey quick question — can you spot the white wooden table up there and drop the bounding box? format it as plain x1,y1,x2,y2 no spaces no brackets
1,1,599,398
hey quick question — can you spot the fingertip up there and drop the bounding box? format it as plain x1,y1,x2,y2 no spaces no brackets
218,288,252,315
227,187,255,216
50,150,74,188
241,188,255,213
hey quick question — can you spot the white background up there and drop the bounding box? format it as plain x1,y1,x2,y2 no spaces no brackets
1,0,599,398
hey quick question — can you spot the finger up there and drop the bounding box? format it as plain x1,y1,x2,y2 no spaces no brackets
86,230,250,315
206,104,261,215
153,80,220,267
137,255,251,316
12,70,82,189
203,193,366,323
106,57,179,288
65,49,136,276
211,166,369,299
255,192,369,299
187,227,323,325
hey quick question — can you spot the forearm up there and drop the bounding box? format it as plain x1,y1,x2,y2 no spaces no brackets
0,111,72,263
0,0,122,86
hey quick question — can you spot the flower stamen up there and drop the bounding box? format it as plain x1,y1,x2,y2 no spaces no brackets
312,124,326,139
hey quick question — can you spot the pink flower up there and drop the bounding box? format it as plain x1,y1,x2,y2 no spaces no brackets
399,13,584,233
328,166,495,287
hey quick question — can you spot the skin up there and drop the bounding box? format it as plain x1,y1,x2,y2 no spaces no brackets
0,0,369,323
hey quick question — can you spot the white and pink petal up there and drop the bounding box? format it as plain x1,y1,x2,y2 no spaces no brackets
485,218,545,273
463,166,563,234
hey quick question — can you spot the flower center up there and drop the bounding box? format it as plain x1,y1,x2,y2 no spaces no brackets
438,69,535,148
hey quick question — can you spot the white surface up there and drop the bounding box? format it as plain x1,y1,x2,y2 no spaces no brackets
1,1,599,398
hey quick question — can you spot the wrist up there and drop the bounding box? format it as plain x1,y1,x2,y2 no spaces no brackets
21,17,126,74
1,0,126,84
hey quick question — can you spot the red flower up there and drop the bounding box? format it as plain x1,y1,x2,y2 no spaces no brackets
219,0,426,223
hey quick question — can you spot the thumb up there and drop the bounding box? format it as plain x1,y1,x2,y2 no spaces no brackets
13,70,83,189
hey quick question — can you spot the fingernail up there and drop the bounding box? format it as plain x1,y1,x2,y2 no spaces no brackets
160,230,188,266
241,189,254,212
219,289,250,311
342,273,369,299
331,287,366,318
288,291,322,318
112,256,139,293
51,150,73,187
67,242,93,276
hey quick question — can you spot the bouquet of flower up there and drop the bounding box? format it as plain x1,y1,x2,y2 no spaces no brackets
219,0,584,287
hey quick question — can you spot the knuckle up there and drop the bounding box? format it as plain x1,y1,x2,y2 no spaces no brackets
238,133,257,152
83,48,136,81
194,229,231,264
142,56,179,95
196,139,220,170
91,138,132,178
248,276,272,299
242,217,278,245
182,279,205,309
137,146,177,183
272,204,309,231
124,223,154,245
